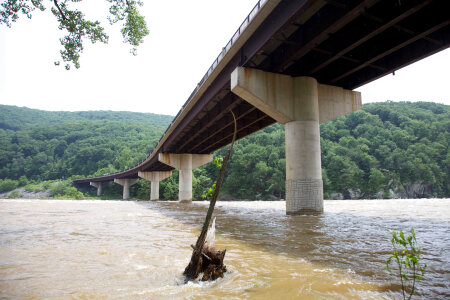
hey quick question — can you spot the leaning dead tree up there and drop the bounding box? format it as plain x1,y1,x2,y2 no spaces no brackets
183,111,237,282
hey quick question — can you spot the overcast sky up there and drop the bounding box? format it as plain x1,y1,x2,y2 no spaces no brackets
1,1,449,116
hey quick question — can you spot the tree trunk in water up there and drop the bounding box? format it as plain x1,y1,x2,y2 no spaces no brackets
183,111,237,282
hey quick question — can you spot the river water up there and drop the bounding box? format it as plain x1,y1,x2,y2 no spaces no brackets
0,199,449,299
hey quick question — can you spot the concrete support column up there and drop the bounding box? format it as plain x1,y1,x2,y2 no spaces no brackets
138,171,172,201
90,181,104,196
151,181,159,201
284,77,323,213
114,178,139,200
179,162,192,203
285,120,323,212
231,67,361,214
158,153,212,202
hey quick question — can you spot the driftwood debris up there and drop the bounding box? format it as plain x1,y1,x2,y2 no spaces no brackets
187,218,227,281
183,111,237,282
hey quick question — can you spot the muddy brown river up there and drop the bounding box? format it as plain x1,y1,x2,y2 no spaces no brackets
0,199,449,299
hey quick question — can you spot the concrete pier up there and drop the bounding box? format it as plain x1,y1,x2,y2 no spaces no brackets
114,178,139,200
158,153,212,202
138,171,172,200
90,182,104,196
231,67,361,214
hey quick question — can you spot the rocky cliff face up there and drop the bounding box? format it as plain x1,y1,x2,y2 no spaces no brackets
386,181,439,199
327,181,444,200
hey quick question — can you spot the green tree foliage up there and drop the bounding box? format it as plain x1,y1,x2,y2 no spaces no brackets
47,180,81,199
0,105,172,131
0,102,448,199
135,179,150,200
8,190,23,199
201,156,223,200
0,179,18,193
321,101,449,198
160,171,178,200
0,106,172,183
0,0,149,69
221,124,286,199
18,175,28,187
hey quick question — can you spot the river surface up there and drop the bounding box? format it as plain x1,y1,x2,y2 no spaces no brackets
0,199,449,299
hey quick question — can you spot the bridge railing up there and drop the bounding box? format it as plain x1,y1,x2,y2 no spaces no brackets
159,0,267,144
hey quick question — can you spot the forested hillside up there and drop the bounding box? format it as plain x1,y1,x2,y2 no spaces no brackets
0,102,448,199
216,101,449,199
0,105,172,131
0,106,173,181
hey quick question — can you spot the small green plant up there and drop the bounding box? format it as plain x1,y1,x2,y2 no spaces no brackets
0,179,19,193
24,183,47,193
8,190,23,199
64,187,84,199
201,156,223,200
386,228,427,300
42,180,56,190
49,181,71,197
48,180,84,199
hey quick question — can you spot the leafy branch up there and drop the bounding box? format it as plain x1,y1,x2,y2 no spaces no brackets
107,0,149,55
386,228,427,300
51,1,108,70
0,0,45,26
0,0,149,69
201,156,223,200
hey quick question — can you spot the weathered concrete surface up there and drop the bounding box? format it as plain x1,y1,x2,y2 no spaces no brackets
90,182,104,196
231,67,361,214
114,178,139,200
285,119,323,213
158,154,212,202
317,84,361,123
231,67,361,125
138,171,172,201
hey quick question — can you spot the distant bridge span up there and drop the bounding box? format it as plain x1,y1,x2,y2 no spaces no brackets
75,0,450,214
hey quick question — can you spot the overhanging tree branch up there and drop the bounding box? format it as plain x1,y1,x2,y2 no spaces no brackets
1,0,149,69
53,0,66,21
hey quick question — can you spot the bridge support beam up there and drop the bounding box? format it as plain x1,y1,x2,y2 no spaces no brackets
231,67,361,214
114,178,139,200
138,171,172,201
159,154,212,202
90,181,105,196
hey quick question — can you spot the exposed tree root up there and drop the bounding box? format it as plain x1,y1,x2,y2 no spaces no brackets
200,248,227,281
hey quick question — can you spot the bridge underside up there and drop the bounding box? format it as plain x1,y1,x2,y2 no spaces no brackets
143,0,449,169
75,0,449,204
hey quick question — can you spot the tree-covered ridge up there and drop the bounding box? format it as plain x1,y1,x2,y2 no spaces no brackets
216,101,449,199
321,101,449,198
0,106,173,181
0,101,448,199
0,105,173,131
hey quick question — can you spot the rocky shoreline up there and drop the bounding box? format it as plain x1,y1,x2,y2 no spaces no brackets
0,188,50,199
329,181,442,200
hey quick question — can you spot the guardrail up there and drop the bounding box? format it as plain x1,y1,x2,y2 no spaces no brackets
159,0,267,143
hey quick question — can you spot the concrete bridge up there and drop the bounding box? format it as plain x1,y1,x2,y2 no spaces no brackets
74,0,450,214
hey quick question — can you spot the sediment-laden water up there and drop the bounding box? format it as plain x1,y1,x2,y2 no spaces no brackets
0,199,449,299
